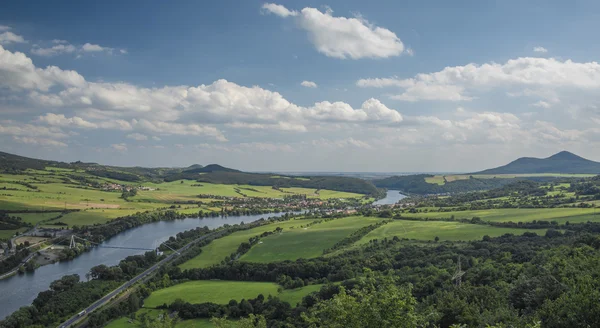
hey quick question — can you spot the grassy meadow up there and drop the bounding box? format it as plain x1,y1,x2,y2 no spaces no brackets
240,216,383,263
179,219,318,270
144,280,281,308
357,219,550,244
403,208,600,224
424,173,594,185
0,167,363,234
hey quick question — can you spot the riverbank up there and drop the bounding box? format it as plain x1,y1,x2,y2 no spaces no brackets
0,211,301,320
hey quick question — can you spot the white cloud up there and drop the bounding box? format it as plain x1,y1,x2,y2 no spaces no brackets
306,98,402,123
358,57,600,101
310,137,373,149
31,44,77,56
261,3,298,17
533,46,548,53
111,143,128,152
31,41,125,57
37,113,97,129
0,26,11,32
0,31,26,45
0,120,68,139
263,3,406,59
152,136,161,141
0,45,86,91
126,133,148,141
532,100,551,108
301,80,318,88
0,46,404,141
13,136,67,147
82,43,105,52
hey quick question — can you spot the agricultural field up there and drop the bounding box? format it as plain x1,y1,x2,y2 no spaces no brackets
12,212,62,225
403,208,600,224
240,216,383,263
0,168,364,231
357,219,550,244
179,219,318,270
424,173,594,185
143,280,321,308
105,309,214,328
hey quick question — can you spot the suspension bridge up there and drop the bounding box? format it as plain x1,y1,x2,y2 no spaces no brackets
68,235,180,254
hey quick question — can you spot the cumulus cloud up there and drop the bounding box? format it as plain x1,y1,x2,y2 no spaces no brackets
301,80,317,88
532,100,551,108
31,41,125,57
0,26,11,32
1,45,404,143
261,3,297,17
533,46,548,53
111,143,128,152
262,3,406,59
357,57,600,101
13,136,67,147
0,45,85,91
37,113,97,129
0,120,68,139
126,133,148,141
0,31,26,45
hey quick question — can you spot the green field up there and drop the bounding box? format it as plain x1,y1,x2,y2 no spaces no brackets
279,284,323,306
144,280,320,308
179,219,318,270
424,173,595,185
357,219,550,244
0,169,362,229
12,212,62,225
404,208,600,224
240,216,383,263
105,282,323,328
105,310,214,328
134,181,362,202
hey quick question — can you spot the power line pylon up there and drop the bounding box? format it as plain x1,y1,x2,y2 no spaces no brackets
452,255,465,287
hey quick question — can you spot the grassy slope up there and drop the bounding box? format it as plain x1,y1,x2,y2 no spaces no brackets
105,282,323,328
424,173,594,185
240,216,383,263
12,212,61,225
0,170,362,229
144,281,280,307
404,208,600,224
357,219,549,244
179,219,317,270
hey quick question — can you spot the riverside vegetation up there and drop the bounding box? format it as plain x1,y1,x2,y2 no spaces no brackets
5,152,600,327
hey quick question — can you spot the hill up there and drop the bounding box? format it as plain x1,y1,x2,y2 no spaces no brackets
0,151,381,195
183,164,240,173
476,151,600,174
373,174,515,195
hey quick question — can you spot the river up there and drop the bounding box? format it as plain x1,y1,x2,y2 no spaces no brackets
373,190,406,205
0,212,289,320
0,191,405,320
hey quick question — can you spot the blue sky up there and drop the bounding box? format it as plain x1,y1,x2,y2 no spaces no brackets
1,0,600,171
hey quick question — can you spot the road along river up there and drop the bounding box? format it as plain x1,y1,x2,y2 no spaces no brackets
0,212,290,320
0,191,406,320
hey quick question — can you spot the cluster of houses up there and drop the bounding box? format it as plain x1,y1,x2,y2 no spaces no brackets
0,242,14,256
100,184,156,192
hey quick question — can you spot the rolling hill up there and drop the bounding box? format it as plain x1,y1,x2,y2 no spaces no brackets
475,151,600,174
0,151,381,196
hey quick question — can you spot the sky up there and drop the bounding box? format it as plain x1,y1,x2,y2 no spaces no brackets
2,0,600,172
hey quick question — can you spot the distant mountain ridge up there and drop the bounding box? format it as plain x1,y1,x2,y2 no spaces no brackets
0,151,381,195
183,164,240,173
475,151,600,174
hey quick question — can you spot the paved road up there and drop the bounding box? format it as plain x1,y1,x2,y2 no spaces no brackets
57,229,227,328
0,252,37,280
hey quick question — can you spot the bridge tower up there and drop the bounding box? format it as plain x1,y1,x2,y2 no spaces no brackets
69,235,76,249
